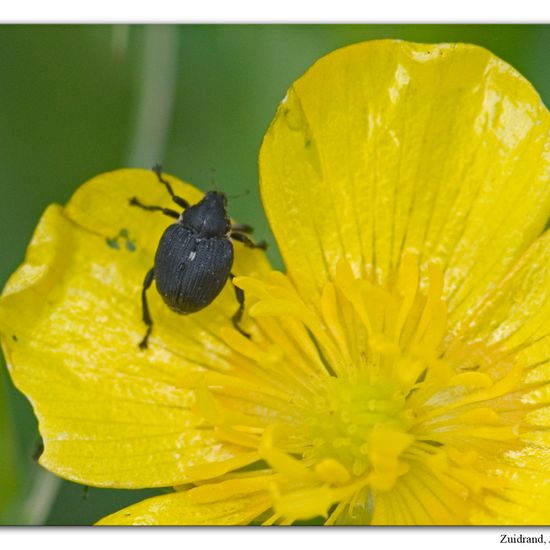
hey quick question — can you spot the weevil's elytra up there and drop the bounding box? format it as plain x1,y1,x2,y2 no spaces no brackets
154,218,233,314
130,165,267,349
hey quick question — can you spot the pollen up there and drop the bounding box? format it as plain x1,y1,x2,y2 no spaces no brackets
190,251,534,525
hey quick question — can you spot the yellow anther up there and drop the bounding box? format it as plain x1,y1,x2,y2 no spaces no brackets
315,458,351,486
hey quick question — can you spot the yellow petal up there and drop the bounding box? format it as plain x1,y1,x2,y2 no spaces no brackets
260,40,549,324
455,231,550,370
0,169,270,488
96,490,271,525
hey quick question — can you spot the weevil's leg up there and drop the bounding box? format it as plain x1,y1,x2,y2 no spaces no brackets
139,268,155,350
152,164,189,209
129,197,179,219
230,273,250,338
230,231,268,250
230,222,254,234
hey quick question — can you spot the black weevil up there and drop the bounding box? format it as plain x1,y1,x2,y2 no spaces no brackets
129,165,267,349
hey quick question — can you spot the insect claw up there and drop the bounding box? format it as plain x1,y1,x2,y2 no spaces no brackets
138,337,149,350
234,322,251,339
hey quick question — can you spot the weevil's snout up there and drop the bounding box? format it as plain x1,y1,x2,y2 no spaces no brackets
205,190,227,208
180,191,231,237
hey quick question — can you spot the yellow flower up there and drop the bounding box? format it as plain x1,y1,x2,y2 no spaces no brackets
1,40,549,525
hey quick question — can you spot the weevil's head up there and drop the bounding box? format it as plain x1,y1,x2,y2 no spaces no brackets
180,191,231,237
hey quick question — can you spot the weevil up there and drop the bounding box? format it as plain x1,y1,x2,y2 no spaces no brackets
129,165,267,349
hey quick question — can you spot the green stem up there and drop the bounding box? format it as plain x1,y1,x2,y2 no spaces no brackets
19,468,61,525
126,25,179,167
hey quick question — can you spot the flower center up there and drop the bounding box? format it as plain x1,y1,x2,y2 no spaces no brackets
190,252,529,525
299,374,413,489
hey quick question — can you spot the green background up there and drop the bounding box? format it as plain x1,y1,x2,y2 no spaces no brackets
0,24,548,525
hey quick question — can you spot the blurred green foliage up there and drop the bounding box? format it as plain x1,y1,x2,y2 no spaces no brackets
0,24,548,525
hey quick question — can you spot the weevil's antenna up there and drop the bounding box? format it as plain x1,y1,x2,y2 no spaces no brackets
226,188,251,200
210,168,219,191
208,168,249,199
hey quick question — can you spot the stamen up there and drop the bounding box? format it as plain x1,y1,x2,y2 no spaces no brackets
393,251,420,344
188,474,278,503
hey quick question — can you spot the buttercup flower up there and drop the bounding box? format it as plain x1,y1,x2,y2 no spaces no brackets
1,40,549,525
